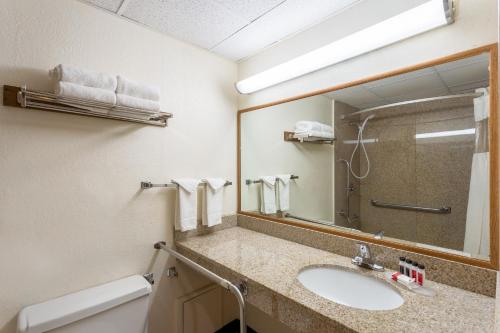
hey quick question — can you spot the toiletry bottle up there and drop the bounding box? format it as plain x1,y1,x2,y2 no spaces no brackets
399,257,406,274
411,261,418,280
417,264,425,286
405,259,412,276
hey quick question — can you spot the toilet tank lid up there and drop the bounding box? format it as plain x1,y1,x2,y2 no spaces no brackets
17,275,152,333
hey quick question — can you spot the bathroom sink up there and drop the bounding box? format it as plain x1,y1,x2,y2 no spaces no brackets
297,266,404,310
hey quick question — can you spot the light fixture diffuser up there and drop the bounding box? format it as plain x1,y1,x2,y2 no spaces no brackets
235,0,454,94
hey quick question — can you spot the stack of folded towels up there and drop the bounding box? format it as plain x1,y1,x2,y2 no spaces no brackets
293,120,334,141
49,64,161,113
50,64,117,106
116,75,160,112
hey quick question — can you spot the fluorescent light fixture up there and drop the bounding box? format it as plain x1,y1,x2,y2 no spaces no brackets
235,0,454,94
415,128,475,139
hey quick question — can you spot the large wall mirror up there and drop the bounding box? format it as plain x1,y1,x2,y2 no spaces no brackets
238,44,498,269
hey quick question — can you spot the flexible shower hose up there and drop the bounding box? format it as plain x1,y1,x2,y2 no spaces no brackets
349,115,374,179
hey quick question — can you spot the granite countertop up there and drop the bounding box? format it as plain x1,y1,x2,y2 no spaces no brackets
176,227,497,333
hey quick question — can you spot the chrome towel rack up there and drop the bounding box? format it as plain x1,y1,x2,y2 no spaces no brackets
154,241,246,333
141,180,232,189
245,175,299,185
3,85,172,127
371,200,451,214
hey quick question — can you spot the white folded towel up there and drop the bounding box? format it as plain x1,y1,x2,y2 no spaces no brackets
276,174,291,211
116,94,161,112
293,130,335,140
50,64,117,91
259,176,277,215
202,178,226,227
117,76,161,102
173,178,201,232
294,121,333,134
55,82,117,105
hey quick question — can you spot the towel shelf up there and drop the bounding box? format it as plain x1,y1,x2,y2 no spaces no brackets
3,85,173,127
245,175,298,185
284,131,335,144
370,200,451,214
141,180,232,189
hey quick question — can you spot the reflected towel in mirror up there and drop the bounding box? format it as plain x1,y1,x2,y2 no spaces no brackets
259,176,276,214
276,174,291,211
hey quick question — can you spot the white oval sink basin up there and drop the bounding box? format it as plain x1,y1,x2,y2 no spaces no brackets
297,266,404,310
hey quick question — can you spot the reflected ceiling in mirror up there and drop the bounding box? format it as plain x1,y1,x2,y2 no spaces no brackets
238,45,498,268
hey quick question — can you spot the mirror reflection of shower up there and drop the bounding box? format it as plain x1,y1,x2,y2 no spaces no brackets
337,159,358,224
349,114,375,179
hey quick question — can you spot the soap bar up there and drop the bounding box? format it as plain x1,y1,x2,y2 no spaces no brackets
391,272,418,289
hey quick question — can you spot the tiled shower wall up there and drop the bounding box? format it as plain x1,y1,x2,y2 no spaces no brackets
340,103,476,251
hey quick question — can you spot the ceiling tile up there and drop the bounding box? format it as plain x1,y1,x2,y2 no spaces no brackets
437,61,489,90
214,0,285,22
365,73,447,99
362,67,435,89
122,0,249,49
434,53,489,72
81,0,123,12
383,87,450,104
326,86,385,109
211,0,360,60
448,80,490,94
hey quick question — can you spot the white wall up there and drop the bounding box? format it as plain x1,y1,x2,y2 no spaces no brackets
0,1,237,332
238,0,498,109
240,95,333,220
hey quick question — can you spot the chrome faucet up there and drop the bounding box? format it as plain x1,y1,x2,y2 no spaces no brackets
351,242,384,271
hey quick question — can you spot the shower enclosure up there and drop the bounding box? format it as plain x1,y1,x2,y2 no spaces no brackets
334,91,487,253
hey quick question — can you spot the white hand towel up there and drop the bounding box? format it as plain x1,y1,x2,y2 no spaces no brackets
117,75,161,102
259,176,276,215
276,174,291,211
55,82,116,105
202,178,226,227
173,178,200,232
50,64,117,91
116,94,161,112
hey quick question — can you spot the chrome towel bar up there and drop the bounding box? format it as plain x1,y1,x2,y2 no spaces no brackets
371,200,451,214
245,174,299,185
141,180,232,189
154,241,246,333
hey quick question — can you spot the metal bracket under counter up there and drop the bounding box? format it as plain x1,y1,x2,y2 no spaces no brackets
154,241,247,333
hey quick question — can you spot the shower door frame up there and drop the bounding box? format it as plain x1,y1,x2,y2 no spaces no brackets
237,43,499,270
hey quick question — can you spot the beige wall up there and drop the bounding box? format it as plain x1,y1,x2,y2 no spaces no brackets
237,0,498,109
240,95,333,221
0,1,237,332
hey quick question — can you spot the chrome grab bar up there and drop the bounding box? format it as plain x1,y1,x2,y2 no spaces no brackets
370,200,451,214
245,174,298,185
154,241,246,333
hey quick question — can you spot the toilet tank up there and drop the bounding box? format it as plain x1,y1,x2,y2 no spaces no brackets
18,275,152,333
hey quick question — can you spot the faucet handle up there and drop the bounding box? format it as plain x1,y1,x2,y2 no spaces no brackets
356,242,371,259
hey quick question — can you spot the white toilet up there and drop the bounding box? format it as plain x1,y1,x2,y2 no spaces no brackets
17,275,152,333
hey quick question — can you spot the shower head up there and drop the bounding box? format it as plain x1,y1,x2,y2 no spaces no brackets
359,114,374,131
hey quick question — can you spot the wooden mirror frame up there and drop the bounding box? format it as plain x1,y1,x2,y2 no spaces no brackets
237,43,499,270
